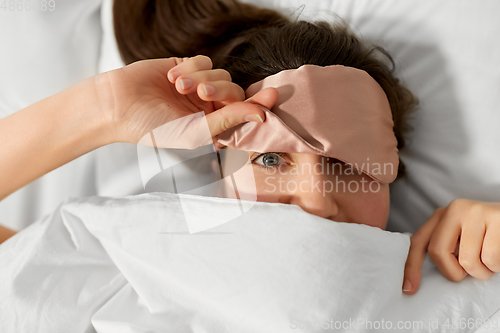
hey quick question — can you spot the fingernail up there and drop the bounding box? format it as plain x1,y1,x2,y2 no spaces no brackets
202,83,216,96
244,114,264,122
179,78,193,90
168,70,180,82
402,279,412,292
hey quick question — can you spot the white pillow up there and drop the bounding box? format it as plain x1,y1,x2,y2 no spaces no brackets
98,0,124,73
98,0,500,233
0,0,103,230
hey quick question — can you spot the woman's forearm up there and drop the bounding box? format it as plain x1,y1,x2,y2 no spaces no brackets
0,57,266,202
0,76,112,201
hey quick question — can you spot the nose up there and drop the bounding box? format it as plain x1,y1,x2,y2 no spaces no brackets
288,175,341,221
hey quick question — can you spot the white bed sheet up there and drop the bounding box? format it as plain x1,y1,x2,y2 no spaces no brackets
1,193,500,332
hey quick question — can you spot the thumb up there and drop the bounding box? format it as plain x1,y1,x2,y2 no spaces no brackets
403,208,444,295
205,87,279,137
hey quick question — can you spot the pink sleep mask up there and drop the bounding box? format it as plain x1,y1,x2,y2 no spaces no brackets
217,64,399,184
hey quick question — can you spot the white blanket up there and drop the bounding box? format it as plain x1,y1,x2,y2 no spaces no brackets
1,193,499,332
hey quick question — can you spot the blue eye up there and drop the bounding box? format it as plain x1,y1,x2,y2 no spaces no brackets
252,152,289,169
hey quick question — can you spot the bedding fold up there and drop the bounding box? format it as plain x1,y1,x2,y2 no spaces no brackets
1,193,499,332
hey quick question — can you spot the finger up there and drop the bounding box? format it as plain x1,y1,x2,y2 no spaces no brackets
196,81,245,103
459,215,494,280
205,87,279,137
403,208,444,295
427,207,468,282
481,221,500,273
175,69,232,95
205,102,266,138
167,55,213,82
211,86,279,112
245,87,279,110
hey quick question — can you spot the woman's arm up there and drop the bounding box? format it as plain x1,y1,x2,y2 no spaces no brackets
0,56,274,201
0,56,275,237
0,77,109,201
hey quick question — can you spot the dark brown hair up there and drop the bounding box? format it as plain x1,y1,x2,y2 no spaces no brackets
114,0,418,179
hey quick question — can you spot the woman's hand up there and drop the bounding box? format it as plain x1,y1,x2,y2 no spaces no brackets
97,55,278,145
402,199,500,294
0,54,278,202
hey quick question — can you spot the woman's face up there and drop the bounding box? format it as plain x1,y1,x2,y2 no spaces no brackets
222,149,390,229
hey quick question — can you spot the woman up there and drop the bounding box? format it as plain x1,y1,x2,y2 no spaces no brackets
1,0,499,297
